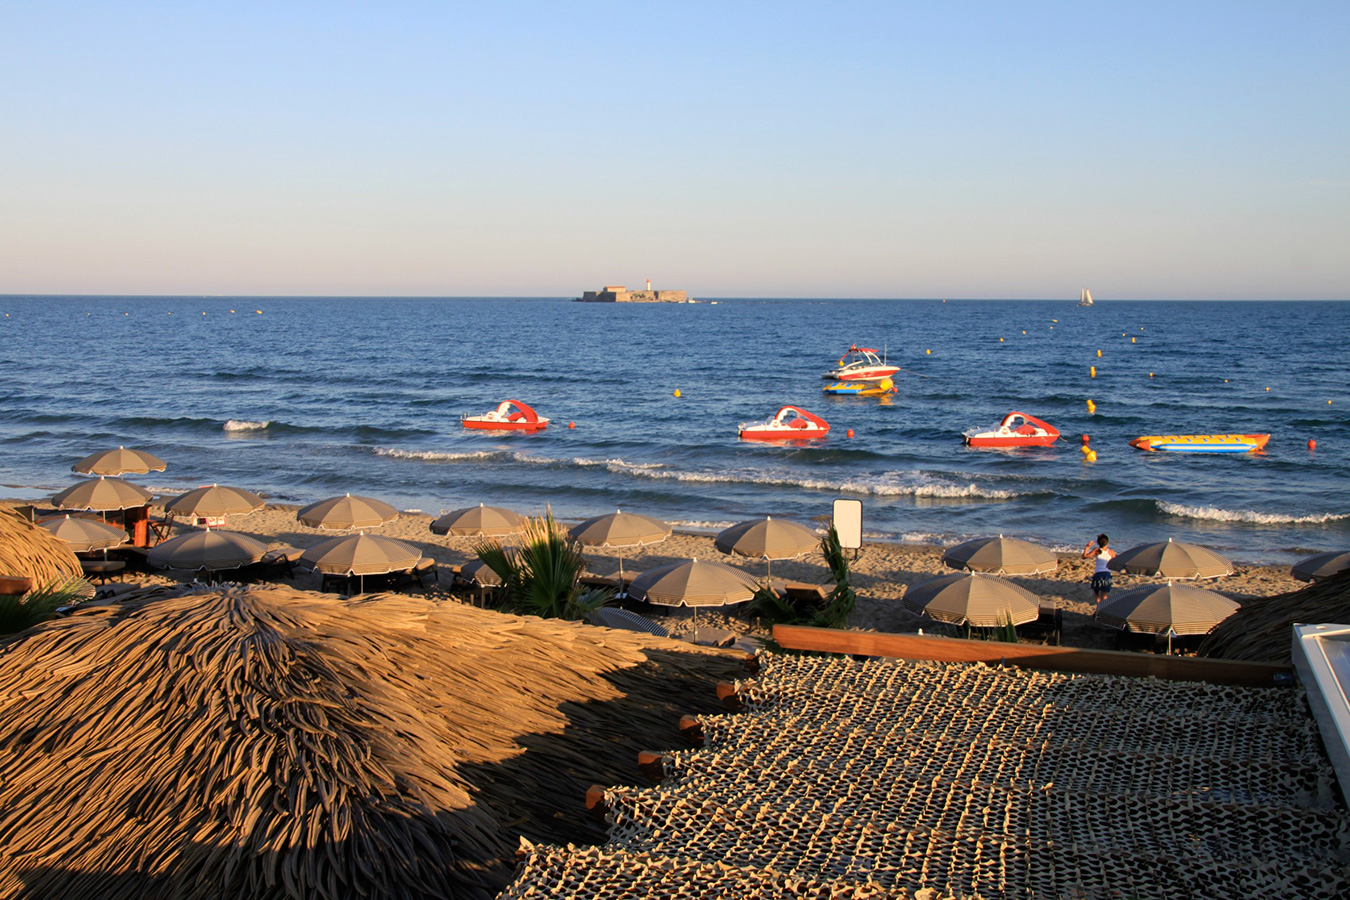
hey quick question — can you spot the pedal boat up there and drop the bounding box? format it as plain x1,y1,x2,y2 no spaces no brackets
739,406,831,441
1130,434,1270,453
461,400,549,432
823,376,895,396
963,412,1060,448
823,345,900,381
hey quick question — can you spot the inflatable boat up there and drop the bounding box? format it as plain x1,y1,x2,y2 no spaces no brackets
739,406,831,441
823,377,895,396
963,412,1060,448
1130,434,1270,453
462,400,549,432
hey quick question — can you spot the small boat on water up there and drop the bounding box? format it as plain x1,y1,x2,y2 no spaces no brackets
462,400,549,432
823,377,895,396
823,345,900,381
739,406,831,441
1078,289,1094,307
963,411,1061,448
1130,434,1270,453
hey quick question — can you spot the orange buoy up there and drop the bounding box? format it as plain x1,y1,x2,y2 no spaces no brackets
1308,439,1316,451
846,429,854,438
568,421,576,429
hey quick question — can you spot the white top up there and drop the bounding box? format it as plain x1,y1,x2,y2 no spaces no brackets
1094,548,1116,573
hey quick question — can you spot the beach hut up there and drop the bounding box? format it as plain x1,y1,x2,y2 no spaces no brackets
0,586,748,899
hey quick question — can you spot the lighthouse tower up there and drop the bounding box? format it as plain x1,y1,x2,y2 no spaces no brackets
646,278,651,291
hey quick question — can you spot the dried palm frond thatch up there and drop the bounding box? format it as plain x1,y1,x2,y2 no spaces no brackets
1199,569,1350,663
0,586,747,900
0,506,83,589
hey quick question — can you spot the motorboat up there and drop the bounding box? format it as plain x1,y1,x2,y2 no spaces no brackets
823,377,895,396
739,406,830,441
822,345,900,381
461,400,549,432
963,412,1061,448
1078,288,1094,307
1130,434,1269,453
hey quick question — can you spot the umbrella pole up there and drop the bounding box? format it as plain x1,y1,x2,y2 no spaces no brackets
693,606,699,644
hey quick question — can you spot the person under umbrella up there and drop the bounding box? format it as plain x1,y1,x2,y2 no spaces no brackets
569,510,671,586
297,494,399,531
714,516,819,582
627,558,758,643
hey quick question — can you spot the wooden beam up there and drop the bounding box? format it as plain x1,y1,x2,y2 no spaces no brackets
637,751,666,783
771,625,1293,688
715,682,742,710
584,785,608,819
678,715,705,746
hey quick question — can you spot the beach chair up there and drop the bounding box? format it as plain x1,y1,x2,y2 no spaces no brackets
411,557,438,589
1018,602,1063,646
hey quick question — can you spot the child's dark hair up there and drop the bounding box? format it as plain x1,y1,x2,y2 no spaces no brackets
1097,534,1109,547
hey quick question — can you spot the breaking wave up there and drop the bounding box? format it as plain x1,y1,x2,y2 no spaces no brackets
223,420,271,432
1158,501,1350,526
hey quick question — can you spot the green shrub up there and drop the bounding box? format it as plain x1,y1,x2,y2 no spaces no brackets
0,579,88,636
473,512,609,620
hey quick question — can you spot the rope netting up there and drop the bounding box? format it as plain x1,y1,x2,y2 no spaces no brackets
505,652,1350,900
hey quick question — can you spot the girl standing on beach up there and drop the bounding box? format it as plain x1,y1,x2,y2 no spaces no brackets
1082,534,1116,605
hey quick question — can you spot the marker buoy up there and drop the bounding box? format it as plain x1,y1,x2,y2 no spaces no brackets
1089,366,1096,378
1131,337,1136,343
1084,449,1097,462
1086,399,1096,414
1081,434,1090,444
1308,439,1316,451
1266,387,1270,391
846,429,854,438
1096,349,1102,358
999,337,1004,342
673,389,681,398
926,349,931,354
1149,373,1154,378
568,421,576,429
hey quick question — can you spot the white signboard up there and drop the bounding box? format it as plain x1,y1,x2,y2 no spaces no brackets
832,498,863,550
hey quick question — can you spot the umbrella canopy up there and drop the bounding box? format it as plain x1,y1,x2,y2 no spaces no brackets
460,557,505,586
1096,582,1239,636
37,515,128,553
942,534,1058,575
51,477,153,512
714,517,819,561
1108,539,1235,579
148,530,268,571
1291,550,1350,583
569,510,672,548
903,572,1041,627
431,504,528,537
297,494,399,530
628,558,759,609
71,446,167,476
300,533,422,576
165,485,265,519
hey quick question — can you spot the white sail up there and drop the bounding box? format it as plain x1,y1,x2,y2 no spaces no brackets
1078,288,1094,307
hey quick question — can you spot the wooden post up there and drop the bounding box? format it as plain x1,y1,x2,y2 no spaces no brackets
678,715,705,746
715,682,742,710
637,751,666,782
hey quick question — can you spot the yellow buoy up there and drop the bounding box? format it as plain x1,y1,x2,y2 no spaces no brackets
1022,330,1026,334
1084,449,1097,462
1086,399,1096,413
926,349,931,354
1096,349,1102,358
673,389,681,398
1131,337,1135,343
256,310,262,314
1149,373,1154,378
1052,319,1058,323
1089,366,1096,378
999,337,1004,342
1266,387,1271,391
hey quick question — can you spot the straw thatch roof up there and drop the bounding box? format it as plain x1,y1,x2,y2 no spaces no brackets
1200,569,1350,663
0,506,82,589
0,586,748,899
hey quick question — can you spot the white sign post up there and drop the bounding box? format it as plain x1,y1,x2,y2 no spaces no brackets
832,498,863,555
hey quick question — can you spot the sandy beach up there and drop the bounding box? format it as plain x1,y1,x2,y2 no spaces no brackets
8,499,1303,650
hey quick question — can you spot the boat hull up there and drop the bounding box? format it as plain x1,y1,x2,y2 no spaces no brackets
962,411,1060,449
739,426,829,441
964,433,1058,448
462,419,549,432
738,405,830,441
1130,434,1269,453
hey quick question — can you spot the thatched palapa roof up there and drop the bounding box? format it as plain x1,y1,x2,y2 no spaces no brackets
0,506,83,589
1200,569,1350,663
0,587,747,899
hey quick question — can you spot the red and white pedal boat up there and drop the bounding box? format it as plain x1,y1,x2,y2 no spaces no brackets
462,400,549,432
739,406,831,441
963,411,1060,448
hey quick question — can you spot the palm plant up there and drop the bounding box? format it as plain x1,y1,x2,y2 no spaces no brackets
0,578,89,637
473,512,609,620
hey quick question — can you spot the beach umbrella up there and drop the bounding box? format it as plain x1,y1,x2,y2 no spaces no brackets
942,534,1058,576
1096,582,1240,654
569,510,672,582
460,557,505,587
148,530,268,573
38,515,128,554
903,572,1041,628
300,533,422,592
52,477,153,513
1291,550,1350,583
628,557,758,641
72,446,167,476
297,494,399,531
165,484,265,521
1107,538,1235,580
714,516,819,580
431,504,528,537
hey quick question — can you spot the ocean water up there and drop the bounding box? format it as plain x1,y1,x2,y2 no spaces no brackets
1,296,1346,564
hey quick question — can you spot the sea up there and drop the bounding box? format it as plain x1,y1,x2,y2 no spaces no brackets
1,296,1346,565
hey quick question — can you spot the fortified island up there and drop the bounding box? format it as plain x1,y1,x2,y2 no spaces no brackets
574,279,688,303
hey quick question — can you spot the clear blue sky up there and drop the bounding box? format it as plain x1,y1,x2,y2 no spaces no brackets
2,2,1346,298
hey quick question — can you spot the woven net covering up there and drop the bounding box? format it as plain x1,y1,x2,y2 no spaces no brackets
504,653,1350,900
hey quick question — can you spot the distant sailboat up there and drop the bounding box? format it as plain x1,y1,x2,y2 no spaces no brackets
1078,288,1094,307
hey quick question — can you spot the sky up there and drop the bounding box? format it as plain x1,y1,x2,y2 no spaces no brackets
1,1,1347,299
